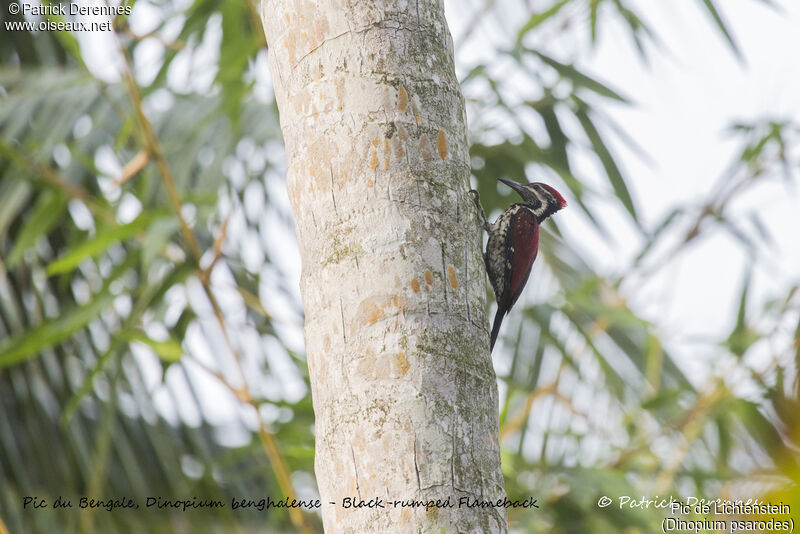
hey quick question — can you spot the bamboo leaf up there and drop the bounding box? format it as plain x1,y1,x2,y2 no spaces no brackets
574,103,639,223
45,213,156,276
531,50,629,102
725,271,761,357
717,217,757,255
611,0,657,61
535,98,570,171
126,332,184,362
0,291,114,368
699,0,743,61
516,0,571,44
642,388,683,411
633,208,682,265
590,0,600,44
716,416,732,466
142,216,181,268
730,398,786,464
550,166,611,239
0,180,32,236
60,261,194,426
7,190,68,268
42,10,87,70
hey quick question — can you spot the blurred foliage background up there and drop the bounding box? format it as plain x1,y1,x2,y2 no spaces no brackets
1,0,798,533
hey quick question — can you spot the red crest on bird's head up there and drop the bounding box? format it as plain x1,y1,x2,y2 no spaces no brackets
535,183,567,210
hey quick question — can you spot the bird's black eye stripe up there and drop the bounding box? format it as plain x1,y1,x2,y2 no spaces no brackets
536,186,555,209
531,185,547,209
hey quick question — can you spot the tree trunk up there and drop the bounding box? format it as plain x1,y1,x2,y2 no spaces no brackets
261,1,507,532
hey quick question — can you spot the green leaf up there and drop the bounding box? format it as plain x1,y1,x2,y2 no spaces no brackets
717,217,757,255
633,208,682,266
7,190,68,268
725,270,761,357
611,0,656,61
794,315,800,382
589,0,600,44
126,332,184,362
0,180,32,237
516,0,571,44
460,64,488,85
0,291,114,368
60,342,120,428
642,388,684,411
573,103,639,223
535,98,570,171
46,213,156,276
699,0,743,61
729,398,785,462
531,50,629,102
716,416,732,466
42,8,87,70
142,216,181,268
558,305,626,397
60,261,194,425
217,0,261,124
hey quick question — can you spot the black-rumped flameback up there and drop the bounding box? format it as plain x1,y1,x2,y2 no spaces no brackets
470,178,567,350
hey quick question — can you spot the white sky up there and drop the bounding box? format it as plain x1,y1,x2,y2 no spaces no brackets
577,1,800,382
448,0,800,384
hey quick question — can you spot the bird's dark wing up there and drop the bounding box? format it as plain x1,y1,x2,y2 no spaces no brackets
490,206,540,351
505,207,539,311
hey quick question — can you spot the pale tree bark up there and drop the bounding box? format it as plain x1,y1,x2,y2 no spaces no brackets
261,1,507,532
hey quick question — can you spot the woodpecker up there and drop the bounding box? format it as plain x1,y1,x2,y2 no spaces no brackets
470,178,567,351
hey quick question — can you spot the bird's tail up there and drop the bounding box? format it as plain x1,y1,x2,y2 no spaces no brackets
490,308,506,351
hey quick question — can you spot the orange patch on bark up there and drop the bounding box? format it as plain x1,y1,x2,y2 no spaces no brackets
397,124,409,141
311,62,322,81
395,352,410,375
335,77,345,110
356,358,373,378
369,150,379,171
418,135,433,162
292,87,310,114
392,136,406,162
424,270,434,286
393,125,409,162
353,296,404,329
447,265,458,290
397,85,409,111
384,139,391,170
323,334,331,353
436,129,448,159
284,32,298,65
357,299,384,326
411,277,420,293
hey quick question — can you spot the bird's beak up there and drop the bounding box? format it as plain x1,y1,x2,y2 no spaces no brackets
498,177,527,198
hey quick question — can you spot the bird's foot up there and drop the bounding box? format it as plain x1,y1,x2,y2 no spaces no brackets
468,189,480,207
468,189,490,230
